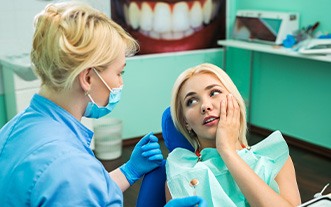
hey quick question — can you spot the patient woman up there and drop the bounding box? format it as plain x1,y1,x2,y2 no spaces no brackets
165,63,301,207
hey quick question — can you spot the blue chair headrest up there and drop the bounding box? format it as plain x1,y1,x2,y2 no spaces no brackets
161,107,194,152
137,107,194,207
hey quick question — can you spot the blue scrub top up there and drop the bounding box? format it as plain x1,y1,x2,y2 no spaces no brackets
0,94,123,206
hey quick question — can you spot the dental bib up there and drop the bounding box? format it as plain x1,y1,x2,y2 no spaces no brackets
166,130,289,207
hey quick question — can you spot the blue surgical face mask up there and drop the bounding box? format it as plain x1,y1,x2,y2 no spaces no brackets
84,68,123,119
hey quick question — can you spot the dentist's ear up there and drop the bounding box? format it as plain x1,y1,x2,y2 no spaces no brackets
79,68,92,92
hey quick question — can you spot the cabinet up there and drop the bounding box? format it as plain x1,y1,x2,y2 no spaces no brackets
1,54,40,119
218,39,331,152
218,39,331,63
218,39,331,123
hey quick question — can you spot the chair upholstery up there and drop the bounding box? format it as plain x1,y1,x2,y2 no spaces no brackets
136,160,167,207
136,107,193,207
161,107,194,153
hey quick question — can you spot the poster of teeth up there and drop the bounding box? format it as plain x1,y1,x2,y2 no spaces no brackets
111,0,226,55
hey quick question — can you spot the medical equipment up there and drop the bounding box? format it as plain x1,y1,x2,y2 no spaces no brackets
314,184,329,198
297,39,331,54
298,183,331,207
232,10,299,45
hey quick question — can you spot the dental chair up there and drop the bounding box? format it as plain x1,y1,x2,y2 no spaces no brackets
136,107,194,207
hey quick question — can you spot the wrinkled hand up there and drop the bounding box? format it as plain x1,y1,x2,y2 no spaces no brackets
120,132,163,185
216,94,241,152
164,196,207,207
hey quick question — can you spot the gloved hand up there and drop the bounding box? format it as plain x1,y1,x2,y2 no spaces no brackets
164,196,207,207
120,132,163,185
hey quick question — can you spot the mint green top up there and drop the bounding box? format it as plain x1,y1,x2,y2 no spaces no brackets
166,130,289,207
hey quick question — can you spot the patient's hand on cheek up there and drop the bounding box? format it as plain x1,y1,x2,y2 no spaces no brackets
216,94,241,154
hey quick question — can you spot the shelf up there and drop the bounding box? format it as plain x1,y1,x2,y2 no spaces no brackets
217,39,331,63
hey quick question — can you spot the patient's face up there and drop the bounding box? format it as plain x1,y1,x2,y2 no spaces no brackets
179,73,229,144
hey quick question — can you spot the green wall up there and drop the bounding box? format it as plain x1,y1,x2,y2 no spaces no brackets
251,55,331,148
0,95,6,126
226,0,331,149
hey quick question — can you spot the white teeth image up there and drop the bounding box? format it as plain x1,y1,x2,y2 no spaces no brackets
128,2,140,29
172,2,190,32
126,0,221,40
184,28,194,37
153,2,172,33
161,32,173,40
140,2,154,31
203,0,212,24
140,30,149,36
123,4,130,26
190,1,203,28
173,31,185,40
149,30,161,39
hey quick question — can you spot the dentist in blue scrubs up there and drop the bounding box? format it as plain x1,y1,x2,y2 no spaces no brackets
0,2,205,207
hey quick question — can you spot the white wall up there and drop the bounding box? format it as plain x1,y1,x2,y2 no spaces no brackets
0,0,110,94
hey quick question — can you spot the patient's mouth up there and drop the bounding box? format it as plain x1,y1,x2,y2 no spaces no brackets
111,0,225,54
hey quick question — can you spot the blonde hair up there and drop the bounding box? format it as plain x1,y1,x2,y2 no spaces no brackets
170,63,248,150
31,1,139,92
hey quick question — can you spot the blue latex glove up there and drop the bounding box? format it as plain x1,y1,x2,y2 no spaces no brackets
283,34,296,48
120,132,163,185
164,196,207,207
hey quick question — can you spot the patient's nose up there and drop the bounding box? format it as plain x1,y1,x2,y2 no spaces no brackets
201,102,212,114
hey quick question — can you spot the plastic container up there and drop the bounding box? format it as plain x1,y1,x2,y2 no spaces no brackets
93,117,123,160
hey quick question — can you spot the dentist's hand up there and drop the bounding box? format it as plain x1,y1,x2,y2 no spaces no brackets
165,196,207,207
120,132,163,185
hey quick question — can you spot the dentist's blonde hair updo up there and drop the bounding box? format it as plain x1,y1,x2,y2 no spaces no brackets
170,63,248,150
31,1,139,92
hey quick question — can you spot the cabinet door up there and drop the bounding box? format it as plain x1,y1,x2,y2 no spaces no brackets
13,74,40,90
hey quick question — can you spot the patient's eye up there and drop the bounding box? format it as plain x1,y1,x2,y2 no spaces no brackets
210,89,221,97
186,98,197,107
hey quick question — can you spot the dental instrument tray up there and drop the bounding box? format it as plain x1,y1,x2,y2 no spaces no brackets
298,39,331,55
299,183,331,207
298,194,331,207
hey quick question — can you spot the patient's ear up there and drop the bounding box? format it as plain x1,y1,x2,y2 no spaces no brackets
185,123,192,131
79,68,92,92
